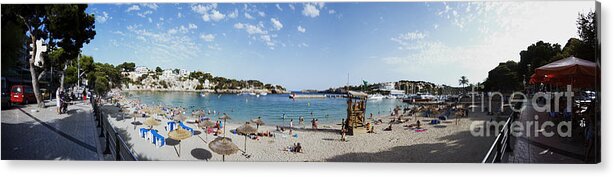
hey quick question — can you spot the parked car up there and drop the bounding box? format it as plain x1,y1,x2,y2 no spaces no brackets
10,85,36,105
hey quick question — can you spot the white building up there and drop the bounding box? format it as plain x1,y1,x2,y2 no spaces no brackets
204,79,210,88
135,66,149,75
179,69,189,76
379,82,396,91
162,69,174,77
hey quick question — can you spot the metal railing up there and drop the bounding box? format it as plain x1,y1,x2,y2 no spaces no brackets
93,98,138,161
482,112,517,163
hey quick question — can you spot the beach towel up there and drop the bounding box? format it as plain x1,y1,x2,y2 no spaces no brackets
415,129,427,133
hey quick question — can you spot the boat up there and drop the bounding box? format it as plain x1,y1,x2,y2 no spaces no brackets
199,93,208,97
248,92,257,96
384,95,397,99
368,94,384,100
403,93,437,103
259,92,268,96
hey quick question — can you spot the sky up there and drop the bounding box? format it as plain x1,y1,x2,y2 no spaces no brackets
82,1,595,90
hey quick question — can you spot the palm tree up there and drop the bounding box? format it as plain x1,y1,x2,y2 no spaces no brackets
459,76,469,94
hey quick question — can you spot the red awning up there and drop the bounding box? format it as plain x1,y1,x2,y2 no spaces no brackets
531,56,598,88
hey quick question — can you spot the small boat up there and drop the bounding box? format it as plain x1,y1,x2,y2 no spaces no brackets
200,93,208,97
249,92,257,96
384,95,397,99
368,94,384,100
259,92,268,96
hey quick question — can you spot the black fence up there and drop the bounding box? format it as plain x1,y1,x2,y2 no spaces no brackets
92,98,138,161
482,112,517,163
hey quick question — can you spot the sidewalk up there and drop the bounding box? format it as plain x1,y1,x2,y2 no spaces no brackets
1,101,101,160
505,102,586,163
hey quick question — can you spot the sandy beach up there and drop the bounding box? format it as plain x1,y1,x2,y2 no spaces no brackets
99,96,498,162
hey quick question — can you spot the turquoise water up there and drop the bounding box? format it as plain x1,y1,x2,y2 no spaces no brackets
124,91,407,125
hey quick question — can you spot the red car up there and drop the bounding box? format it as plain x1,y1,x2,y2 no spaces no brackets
10,85,36,105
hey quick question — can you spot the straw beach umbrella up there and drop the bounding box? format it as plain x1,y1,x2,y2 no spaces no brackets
173,113,187,122
219,114,231,137
198,119,216,142
236,123,258,153
193,110,206,118
143,117,161,129
169,127,192,157
250,117,265,130
208,137,239,161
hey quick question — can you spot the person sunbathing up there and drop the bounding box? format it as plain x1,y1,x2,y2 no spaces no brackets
293,143,303,153
384,124,392,131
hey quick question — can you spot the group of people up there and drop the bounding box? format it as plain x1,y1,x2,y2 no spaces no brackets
55,88,90,114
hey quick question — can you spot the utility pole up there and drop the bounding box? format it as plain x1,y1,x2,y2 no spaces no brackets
50,66,53,100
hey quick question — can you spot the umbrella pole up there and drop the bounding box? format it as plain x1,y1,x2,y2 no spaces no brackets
244,135,247,152
223,155,225,162
178,141,181,158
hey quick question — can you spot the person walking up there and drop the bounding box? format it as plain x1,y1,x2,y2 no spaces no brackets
56,88,62,114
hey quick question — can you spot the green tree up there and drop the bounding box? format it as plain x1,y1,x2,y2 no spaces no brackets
458,76,469,94
1,19,26,76
2,4,96,107
483,61,522,92
116,62,136,72
577,11,597,61
155,66,163,74
517,41,562,84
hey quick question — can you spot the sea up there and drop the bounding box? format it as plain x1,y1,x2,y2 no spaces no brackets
124,91,408,125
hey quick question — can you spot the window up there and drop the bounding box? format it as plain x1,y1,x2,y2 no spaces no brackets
12,87,22,93
25,87,33,94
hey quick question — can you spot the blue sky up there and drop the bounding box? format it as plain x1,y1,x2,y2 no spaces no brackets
82,1,595,90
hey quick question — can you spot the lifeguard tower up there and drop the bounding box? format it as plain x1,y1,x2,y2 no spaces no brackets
344,91,368,135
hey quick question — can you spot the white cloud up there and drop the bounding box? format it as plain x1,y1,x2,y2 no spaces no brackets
178,25,188,33
228,9,238,19
297,25,306,33
141,3,159,10
258,11,266,17
302,3,320,18
298,43,309,48
137,10,153,18
245,24,266,35
188,23,198,30
191,3,224,22
148,17,152,23
125,25,199,66
96,11,111,24
126,5,140,12
383,1,594,86
271,18,283,30
289,4,295,10
177,12,183,18
234,23,245,29
208,44,221,51
244,12,254,19
168,28,177,34
394,31,426,41
234,22,267,35
191,3,216,14
328,9,336,14
200,33,215,42
276,4,283,11
112,31,125,36
209,10,225,21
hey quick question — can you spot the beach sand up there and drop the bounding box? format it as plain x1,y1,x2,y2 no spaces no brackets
100,101,497,162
